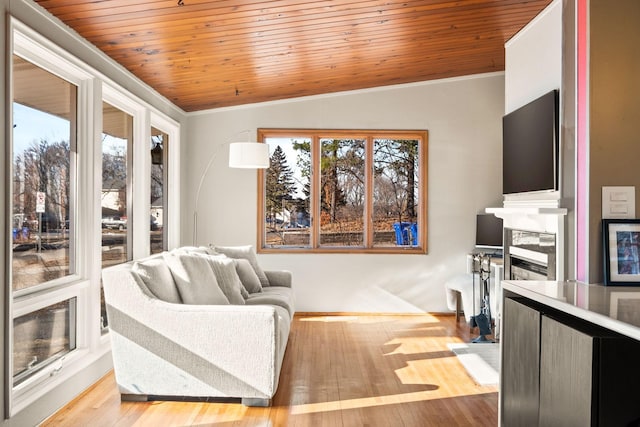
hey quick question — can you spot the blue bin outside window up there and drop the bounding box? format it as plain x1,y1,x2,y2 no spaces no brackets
393,222,418,246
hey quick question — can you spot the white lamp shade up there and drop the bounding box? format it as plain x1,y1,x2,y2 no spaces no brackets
228,142,270,169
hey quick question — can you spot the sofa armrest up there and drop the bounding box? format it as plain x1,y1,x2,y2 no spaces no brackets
264,270,292,288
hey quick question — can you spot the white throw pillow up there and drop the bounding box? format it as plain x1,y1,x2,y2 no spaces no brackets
163,252,229,305
235,258,263,294
132,258,182,303
213,245,269,287
198,254,246,304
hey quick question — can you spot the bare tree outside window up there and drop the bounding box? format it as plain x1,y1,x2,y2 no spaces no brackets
319,138,365,247
373,139,420,246
11,56,76,291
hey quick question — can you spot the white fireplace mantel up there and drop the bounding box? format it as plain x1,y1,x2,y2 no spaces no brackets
487,206,568,281
486,206,567,235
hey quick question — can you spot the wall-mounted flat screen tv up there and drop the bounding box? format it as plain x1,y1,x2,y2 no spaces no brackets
475,214,503,250
503,89,559,195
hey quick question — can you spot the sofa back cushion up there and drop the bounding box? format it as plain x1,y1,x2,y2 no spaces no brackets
132,258,182,303
235,258,263,294
163,252,229,305
198,254,246,304
172,246,211,255
213,245,270,287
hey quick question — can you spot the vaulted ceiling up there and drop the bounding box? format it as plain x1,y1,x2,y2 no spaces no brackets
35,0,553,112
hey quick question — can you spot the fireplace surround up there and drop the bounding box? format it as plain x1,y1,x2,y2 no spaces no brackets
505,229,556,281
487,206,567,281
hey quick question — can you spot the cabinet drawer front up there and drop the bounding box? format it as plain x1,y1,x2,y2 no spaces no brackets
501,297,541,426
539,315,594,427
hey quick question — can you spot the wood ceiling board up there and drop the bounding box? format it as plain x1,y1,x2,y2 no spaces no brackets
34,0,553,111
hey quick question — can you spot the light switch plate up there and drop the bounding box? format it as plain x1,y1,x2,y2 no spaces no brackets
602,186,635,219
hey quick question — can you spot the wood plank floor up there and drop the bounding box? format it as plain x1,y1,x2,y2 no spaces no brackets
42,314,498,426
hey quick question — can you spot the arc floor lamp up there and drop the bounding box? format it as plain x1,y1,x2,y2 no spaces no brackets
193,137,270,246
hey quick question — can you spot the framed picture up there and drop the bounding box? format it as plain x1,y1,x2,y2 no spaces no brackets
603,219,640,285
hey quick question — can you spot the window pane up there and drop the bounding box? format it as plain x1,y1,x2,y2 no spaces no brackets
373,139,420,246
101,102,132,267
13,298,77,386
264,138,311,247
150,127,166,254
319,138,365,247
11,56,76,291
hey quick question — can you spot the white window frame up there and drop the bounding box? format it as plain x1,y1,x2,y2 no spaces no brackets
150,112,181,251
6,17,182,419
8,19,97,417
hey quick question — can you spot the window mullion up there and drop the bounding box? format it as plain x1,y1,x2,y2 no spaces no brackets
311,134,321,249
364,136,374,248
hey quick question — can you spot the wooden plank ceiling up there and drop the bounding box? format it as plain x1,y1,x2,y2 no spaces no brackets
34,0,553,112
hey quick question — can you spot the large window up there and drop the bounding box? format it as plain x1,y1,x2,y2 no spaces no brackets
11,54,79,388
100,100,134,335
258,129,428,253
101,102,133,267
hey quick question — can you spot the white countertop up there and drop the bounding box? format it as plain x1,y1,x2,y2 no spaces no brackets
502,280,640,341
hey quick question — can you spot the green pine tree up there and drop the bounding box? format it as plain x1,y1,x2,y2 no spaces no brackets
265,145,297,227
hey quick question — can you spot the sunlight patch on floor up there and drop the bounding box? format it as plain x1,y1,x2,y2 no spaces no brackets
298,313,442,324
384,333,459,356
384,337,430,356
290,388,490,415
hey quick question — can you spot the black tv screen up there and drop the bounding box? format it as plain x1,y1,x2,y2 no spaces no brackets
475,214,503,249
503,90,559,195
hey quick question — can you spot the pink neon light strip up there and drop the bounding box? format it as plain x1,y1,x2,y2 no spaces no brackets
576,0,588,282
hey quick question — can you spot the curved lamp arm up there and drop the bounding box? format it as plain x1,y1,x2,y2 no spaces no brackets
192,138,269,246
193,143,225,246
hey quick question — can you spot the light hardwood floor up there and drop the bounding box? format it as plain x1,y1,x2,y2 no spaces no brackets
42,314,498,426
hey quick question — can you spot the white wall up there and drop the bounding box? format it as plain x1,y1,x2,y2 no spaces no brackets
184,73,505,313
505,0,562,114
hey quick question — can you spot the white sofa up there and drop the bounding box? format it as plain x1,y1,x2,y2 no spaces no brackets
102,246,294,407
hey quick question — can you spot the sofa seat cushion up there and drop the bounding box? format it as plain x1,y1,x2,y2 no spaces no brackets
245,286,295,318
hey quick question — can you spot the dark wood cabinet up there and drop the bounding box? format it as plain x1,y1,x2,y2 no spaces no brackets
539,315,596,426
502,294,640,427
501,297,541,426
